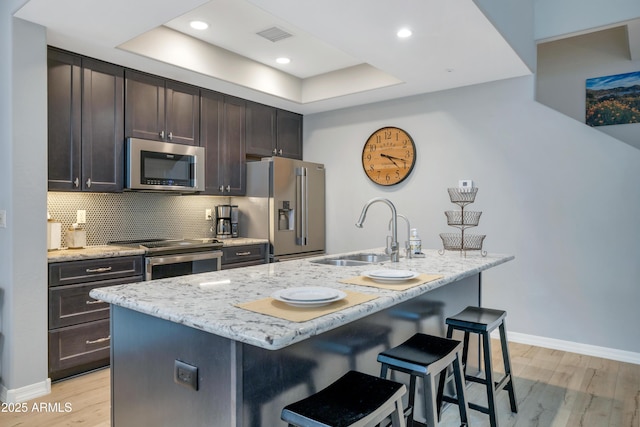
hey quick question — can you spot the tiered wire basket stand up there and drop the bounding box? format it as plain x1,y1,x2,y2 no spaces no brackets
439,187,487,257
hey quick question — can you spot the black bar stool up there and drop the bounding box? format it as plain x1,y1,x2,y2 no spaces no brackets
438,306,518,427
377,333,469,427
281,370,407,427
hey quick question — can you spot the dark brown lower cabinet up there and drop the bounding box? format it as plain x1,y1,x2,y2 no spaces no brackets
48,318,111,381
221,244,268,269
48,256,143,380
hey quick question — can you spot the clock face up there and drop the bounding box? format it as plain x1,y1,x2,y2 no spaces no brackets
362,127,416,186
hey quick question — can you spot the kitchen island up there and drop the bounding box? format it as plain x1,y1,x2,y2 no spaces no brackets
91,248,513,427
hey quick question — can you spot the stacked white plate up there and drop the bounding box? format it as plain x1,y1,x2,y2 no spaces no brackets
363,269,419,284
272,286,347,307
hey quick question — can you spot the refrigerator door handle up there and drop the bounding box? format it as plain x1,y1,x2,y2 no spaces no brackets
295,167,308,246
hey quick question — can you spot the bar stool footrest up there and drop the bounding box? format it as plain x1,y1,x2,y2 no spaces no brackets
468,402,491,415
464,373,512,392
443,395,489,415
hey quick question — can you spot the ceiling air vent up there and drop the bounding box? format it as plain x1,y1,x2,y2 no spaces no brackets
256,26,293,42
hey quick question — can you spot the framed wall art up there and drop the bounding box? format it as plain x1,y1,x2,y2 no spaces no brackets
586,70,640,127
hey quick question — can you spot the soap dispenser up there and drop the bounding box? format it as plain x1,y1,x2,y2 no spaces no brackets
409,228,422,255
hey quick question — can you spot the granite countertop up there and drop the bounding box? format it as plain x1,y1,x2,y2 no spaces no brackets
47,237,269,263
90,248,514,350
47,245,146,262
218,237,269,247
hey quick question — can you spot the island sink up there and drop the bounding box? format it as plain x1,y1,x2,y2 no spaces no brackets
309,252,391,266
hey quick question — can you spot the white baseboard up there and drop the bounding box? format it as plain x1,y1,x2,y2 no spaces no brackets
0,378,51,403
492,330,640,365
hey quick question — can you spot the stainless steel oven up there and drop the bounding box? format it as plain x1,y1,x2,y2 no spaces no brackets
111,239,223,280
145,251,222,281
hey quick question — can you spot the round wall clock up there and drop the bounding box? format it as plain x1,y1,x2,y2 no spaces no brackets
362,126,416,186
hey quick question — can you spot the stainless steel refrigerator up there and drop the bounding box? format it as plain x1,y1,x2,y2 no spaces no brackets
233,157,325,261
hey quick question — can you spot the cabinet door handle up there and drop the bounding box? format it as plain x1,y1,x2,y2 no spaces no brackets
85,299,104,305
272,148,277,155
85,267,112,273
74,177,79,188
86,335,110,345
235,251,251,256
278,149,283,155
226,185,230,192
219,185,225,192
86,178,92,188
168,132,173,140
160,130,165,139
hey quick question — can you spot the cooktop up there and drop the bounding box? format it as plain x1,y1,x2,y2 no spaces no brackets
109,238,223,255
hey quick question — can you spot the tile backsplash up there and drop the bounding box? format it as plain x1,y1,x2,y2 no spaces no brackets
47,192,229,247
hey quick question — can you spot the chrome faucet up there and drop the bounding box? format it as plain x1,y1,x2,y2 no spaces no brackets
356,197,399,262
390,214,411,259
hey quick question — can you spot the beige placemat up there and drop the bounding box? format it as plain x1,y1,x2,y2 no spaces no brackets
339,273,444,291
236,290,378,322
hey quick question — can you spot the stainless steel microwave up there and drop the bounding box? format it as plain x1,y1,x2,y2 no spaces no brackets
125,138,205,192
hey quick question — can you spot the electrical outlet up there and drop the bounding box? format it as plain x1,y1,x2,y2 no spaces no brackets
174,360,198,391
205,208,212,220
76,210,86,224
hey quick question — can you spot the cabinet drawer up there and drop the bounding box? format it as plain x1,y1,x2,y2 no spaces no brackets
221,259,266,270
48,318,111,380
49,256,143,287
49,275,143,328
221,244,266,265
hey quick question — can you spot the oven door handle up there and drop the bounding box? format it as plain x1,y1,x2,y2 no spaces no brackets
145,251,223,280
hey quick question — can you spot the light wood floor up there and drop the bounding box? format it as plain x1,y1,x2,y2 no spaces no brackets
2,367,110,427
2,342,639,426
440,341,640,427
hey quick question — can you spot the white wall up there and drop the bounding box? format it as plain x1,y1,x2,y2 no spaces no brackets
475,0,536,71
537,26,640,150
0,2,50,401
535,0,640,40
304,75,640,356
0,0,12,398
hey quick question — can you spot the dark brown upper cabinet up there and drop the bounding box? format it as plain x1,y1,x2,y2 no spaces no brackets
124,70,200,146
246,101,302,160
245,101,276,158
200,90,246,195
48,48,124,192
276,109,303,159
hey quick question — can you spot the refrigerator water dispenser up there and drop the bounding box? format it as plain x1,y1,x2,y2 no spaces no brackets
278,201,294,231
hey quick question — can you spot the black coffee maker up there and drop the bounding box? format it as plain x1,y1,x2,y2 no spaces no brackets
215,205,232,238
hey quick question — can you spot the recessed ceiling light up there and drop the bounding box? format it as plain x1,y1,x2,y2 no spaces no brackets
397,28,412,38
276,57,291,64
190,21,209,31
